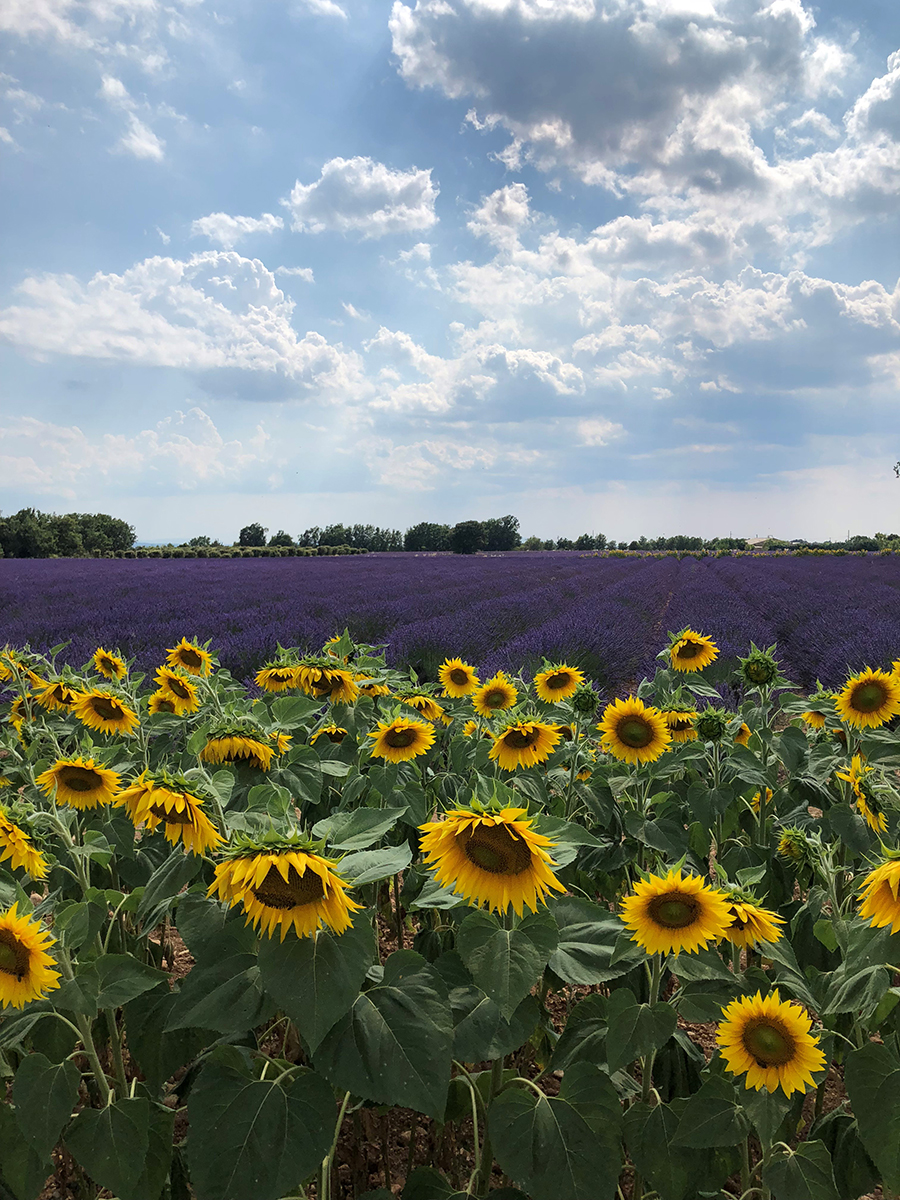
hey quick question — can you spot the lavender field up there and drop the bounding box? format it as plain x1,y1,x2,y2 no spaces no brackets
2,552,899,692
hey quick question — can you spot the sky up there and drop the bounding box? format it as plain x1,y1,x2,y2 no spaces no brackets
1,0,899,544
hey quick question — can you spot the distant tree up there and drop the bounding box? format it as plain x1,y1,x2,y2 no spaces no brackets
556,537,574,550
404,522,452,552
268,530,294,547
451,520,485,555
0,509,57,558
710,537,746,550
320,523,351,547
50,514,84,557
575,533,595,550
482,514,521,551
521,536,543,551
188,536,214,548
542,539,556,550
239,523,268,547
77,512,135,553
298,527,321,548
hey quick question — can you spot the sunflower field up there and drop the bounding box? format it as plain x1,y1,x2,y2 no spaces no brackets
2,632,900,1200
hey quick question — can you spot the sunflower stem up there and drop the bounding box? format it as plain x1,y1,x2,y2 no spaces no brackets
640,954,664,1104
473,1055,505,1196
740,1136,751,1193
58,951,113,1104
392,873,404,951
320,1090,351,1200
104,1007,129,1096
564,715,582,817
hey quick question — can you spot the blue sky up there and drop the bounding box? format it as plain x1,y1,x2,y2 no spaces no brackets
1,0,898,543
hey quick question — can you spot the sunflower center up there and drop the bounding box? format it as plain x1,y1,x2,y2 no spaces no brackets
385,728,415,748
253,864,326,910
483,690,507,709
148,801,194,824
676,642,701,659
450,669,469,685
155,697,176,713
743,1019,795,1067
503,728,538,750
52,685,74,705
618,718,653,748
0,930,29,980
545,672,570,691
852,682,887,713
92,697,124,721
178,648,203,668
746,662,770,683
167,678,191,699
325,729,346,743
99,658,116,673
668,716,692,732
557,725,574,741
463,824,532,875
59,766,102,793
648,893,699,928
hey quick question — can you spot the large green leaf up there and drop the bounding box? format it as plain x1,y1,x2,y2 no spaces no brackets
12,1053,81,1161
624,1100,718,1200
337,844,412,885
0,1105,51,1200
312,806,408,850
488,1062,622,1200
257,910,375,1051
810,1109,878,1200
130,1104,175,1200
671,1076,750,1148
450,988,539,1063
605,987,676,1074
549,994,607,1073
547,897,644,984
174,893,256,962
138,853,203,925
64,1098,151,1200
762,1141,839,1200
314,950,452,1119
457,910,557,1020
844,1040,900,1191
125,984,210,1092
166,953,276,1035
186,1056,333,1200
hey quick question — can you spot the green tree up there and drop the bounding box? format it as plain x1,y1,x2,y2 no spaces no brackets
239,523,268,547
521,536,543,551
298,527,321,547
188,536,215,548
49,514,84,556
482,514,521,551
451,520,485,554
320,524,351,547
268,530,294,547
404,522,452,551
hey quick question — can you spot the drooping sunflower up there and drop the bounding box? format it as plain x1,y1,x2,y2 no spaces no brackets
72,689,140,737
8,697,27,738
837,755,887,833
165,637,213,677
0,904,61,1009
489,720,561,771
37,756,121,810
722,896,785,950
835,668,900,729
620,869,732,955
438,658,480,698
270,731,293,754
801,710,827,730
33,678,79,713
200,730,275,770
401,694,449,724
148,690,178,715
255,665,299,693
663,708,699,743
115,772,223,855
368,717,435,763
0,810,47,879
669,629,719,673
534,664,585,704
418,806,566,915
777,827,808,863
92,648,127,681
717,990,825,1096
598,696,671,765
310,725,348,745
153,667,201,716
858,859,900,933
735,722,752,746
750,787,774,815
296,665,360,705
355,676,391,698
471,673,518,719
209,838,362,940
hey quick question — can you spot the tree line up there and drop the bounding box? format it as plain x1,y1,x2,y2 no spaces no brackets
0,509,135,559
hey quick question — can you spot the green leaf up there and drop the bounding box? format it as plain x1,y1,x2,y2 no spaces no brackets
605,987,676,1074
314,950,453,1119
671,1076,750,1148
54,899,107,952
166,953,276,1036
12,1053,81,1161
0,1104,52,1200
488,1062,623,1200
762,1140,839,1200
844,1040,900,1191
257,910,375,1052
547,897,644,985
54,954,167,1016
337,843,412,885
186,1057,333,1200
810,1110,878,1200
401,1167,466,1199
270,695,320,726
175,893,256,962
450,989,539,1064
822,964,890,1018
457,910,557,1020
549,994,607,1073
624,1100,717,1200
129,1103,175,1200
777,726,808,773
738,1086,793,1146
0,1003,54,1049
312,805,408,850
125,984,210,1092
64,1097,151,1200
137,852,202,925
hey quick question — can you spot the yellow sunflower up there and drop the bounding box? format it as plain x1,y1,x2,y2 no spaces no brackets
72,689,140,736
801,710,827,730
0,810,47,879
722,898,785,950
153,666,201,716
533,664,585,704
489,721,561,771
296,666,360,705
717,990,825,1096
837,755,887,833
165,637,213,677
462,720,492,739
734,722,752,747
209,846,362,940
0,904,61,1009
148,691,178,715
270,731,293,754
355,676,391,698
310,725,348,745
418,806,565,915
620,869,732,955
8,697,27,738
750,787,773,815
777,827,807,862
598,696,671,765
200,732,275,770
859,859,900,933
37,756,121,810
401,694,449,724
835,668,900,729
368,717,435,763
438,658,480,698
255,665,299,692
33,679,79,713
669,629,719,673
92,648,126,681
471,673,518,719
663,708,699,743
115,773,223,855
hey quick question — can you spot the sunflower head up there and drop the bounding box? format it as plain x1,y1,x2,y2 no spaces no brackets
859,859,900,933
92,648,127,681
801,710,827,730
33,678,79,713
166,637,214,677
620,869,732,955
72,689,140,737
296,662,360,705
471,673,518,719
0,809,47,879
717,990,825,1096
368,716,436,762
571,683,600,716
597,696,671,765
750,787,773,815
722,893,785,950
310,725,347,745
694,706,730,742
36,756,121,810
153,666,201,715
738,646,780,688
489,720,561,771
399,693,448,724
835,668,900,730
668,629,719,673
200,725,276,770
0,904,61,1009
662,705,699,743
777,827,809,863
533,664,585,704
148,691,179,715
734,722,752,746
115,770,223,855
255,664,300,693
438,657,480,698
355,676,391,698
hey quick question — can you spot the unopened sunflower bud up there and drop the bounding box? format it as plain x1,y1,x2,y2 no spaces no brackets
695,706,730,741
571,683,599,716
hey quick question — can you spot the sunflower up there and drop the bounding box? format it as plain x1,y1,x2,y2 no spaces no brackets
368,717,435,763
153,667,201,716
717,990,825,1097
859,859,900,933
462,720,492,739
355,676,391,698
801,710,827,730
663,708,699,743
401,694,449,724
837,755,887,833
472,674,518,720
835,668,900,729
8,697,27,737
323,635,351,662
722,897,785,950
115,773,222,855
37,756,121,810
750,787,773,815
438,658,480,698
534,664,585,704
33,678,79,713
598,696,671,765
296,665,360,705
200,731,275,770
0,904,61,1009
418,806,565,915
72,689,140,737
489,720,561,771
669,629,719,673
0,810,47,879
92,648,127,681
148,691,178,715
777,827,807,862
255,665,299,693
209,842,361,940
620,869,732,955
735,722,752,746
270,731,293,754
166,637,213,677
310,725,348,745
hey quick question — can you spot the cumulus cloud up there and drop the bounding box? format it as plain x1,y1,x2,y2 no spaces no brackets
192,212,284,250
284,156,439,238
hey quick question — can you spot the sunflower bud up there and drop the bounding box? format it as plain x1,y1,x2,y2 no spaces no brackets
777,827,809,863
738,647,780,688
571,683,599,716
695,706,730,742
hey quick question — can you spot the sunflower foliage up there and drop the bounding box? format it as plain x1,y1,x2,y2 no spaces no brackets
3,633,900,1200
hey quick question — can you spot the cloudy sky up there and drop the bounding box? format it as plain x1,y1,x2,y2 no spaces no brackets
1,0,898,543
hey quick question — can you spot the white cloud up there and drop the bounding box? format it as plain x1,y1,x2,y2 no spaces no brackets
192,212,284,250
119,112,164,159
275,265,315,282
578,417,623,447
284,156,439,238
296,0,349,18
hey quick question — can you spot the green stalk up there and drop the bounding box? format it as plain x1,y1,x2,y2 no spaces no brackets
640,954,664,1104
392,873,404,951
320,1091,351,1200
473,1055,505,1196
740,1136,751,1194
58,952,113,1104
104,1008,129,1095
